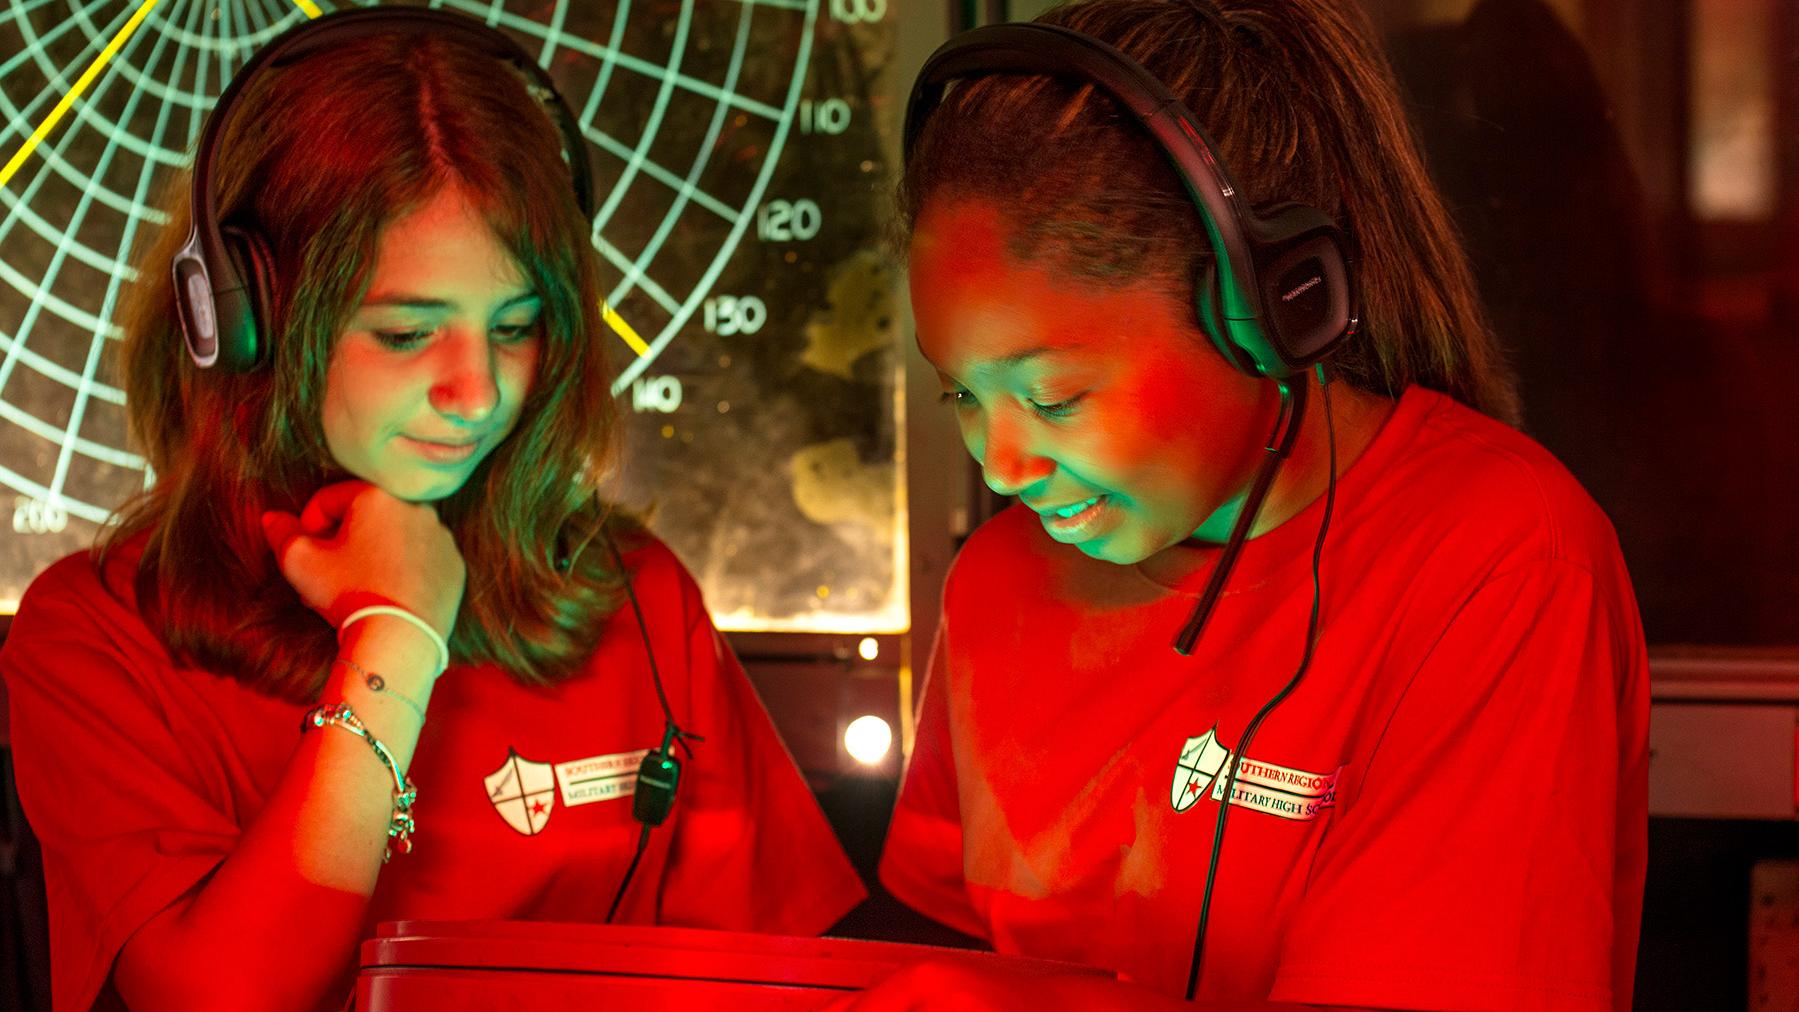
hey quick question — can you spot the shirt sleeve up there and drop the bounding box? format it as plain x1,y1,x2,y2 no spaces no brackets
1,560,238,1012
652,569,867,935
877,618,988,939
1269,559,1649,1011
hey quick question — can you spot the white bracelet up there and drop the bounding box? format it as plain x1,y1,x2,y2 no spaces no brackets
339,605,450,678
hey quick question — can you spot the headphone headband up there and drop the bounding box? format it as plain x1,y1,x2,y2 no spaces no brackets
905,22,1357,378
174,7,594,371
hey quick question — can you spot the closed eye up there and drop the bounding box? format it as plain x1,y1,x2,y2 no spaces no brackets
491,321,539,344
373,322,539,350
1028,392,1086,419
374,329,433,350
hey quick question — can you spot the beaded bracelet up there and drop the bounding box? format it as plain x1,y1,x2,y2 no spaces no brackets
301,702,417,862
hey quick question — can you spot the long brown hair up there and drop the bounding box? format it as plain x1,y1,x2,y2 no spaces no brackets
901,0,1519,422
103,31,632,701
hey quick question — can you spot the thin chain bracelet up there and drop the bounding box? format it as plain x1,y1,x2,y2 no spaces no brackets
300,702,417,862
335,657,428,721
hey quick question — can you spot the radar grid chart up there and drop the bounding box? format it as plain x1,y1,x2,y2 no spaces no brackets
0,0,903,631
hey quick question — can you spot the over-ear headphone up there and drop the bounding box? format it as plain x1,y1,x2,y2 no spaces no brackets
904,22,1359,379
172,6,596,372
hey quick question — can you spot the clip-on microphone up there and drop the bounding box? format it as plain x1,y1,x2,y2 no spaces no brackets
633,723,682,827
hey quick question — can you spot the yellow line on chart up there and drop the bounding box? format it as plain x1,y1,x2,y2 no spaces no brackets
602,301,650,357
0,0,162,192
291,0,323,17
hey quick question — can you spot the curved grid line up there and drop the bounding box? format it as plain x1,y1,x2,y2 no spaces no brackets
0,5,175,222
611,0,817,393
216,0,248,83
576,1,631,150
0,0,162,193
183,0,213,150
461,3,782,136
0,252,121,338
0,0,173,280
592,237,679,314
45,0,206,507
239,0,269,34
607,0,755,303
0,0,63,73
533,0,569,65
0,396,141,466
138,0,297,51
100,2,292,108
574,1,695,333
0,328,120,393
1,0,823,523
0,0,180,420
12,1,190,164
0,0,58,30
0,460,116,523
581,125,739,224
463,0,811,390
0,195,146,281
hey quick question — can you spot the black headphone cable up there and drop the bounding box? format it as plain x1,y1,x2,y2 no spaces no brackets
602,534,702,923
1185,365,1339,1000
1174,378,1308,655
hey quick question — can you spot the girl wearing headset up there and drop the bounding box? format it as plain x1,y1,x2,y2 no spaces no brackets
864,1,1649,1009
0,15,862,1010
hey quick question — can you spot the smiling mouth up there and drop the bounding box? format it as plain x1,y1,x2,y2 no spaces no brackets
1048,496,1102,519
1031,493,1116,544
401,435,483,463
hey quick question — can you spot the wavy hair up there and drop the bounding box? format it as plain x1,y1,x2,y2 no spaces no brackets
103,30,632,701
901,0,1519,422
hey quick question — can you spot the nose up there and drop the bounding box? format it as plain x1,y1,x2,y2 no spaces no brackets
428,328,501,425
970,409,1052,498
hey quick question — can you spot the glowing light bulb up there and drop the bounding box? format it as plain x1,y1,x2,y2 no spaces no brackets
844,715,893,766
857,636,879,661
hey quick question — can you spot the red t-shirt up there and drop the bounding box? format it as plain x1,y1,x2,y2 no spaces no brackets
880,386,1650,1010
2,534,865,1011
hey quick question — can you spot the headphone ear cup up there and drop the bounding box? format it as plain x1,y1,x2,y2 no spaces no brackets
1257,229,1355,370
217,224,277,371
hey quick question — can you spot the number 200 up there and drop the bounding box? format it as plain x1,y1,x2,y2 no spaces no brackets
12,497,68,534
830,0,887,23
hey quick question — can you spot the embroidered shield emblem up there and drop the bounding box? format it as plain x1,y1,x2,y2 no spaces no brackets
485,748,557,835
1171,728,1232,813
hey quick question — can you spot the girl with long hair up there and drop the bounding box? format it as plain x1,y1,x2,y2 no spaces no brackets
859,1,1648,1008
1,14,862,1010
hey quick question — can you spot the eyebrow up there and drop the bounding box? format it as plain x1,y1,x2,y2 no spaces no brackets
359,290,541,312
993,345,1063,366
926,343,1085,374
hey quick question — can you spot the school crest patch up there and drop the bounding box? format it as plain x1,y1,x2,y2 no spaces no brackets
1171,729,1344,822
485,748,557,835
1172,727,1233,812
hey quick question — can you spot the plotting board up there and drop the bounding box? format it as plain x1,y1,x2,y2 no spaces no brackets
0,0,905,633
